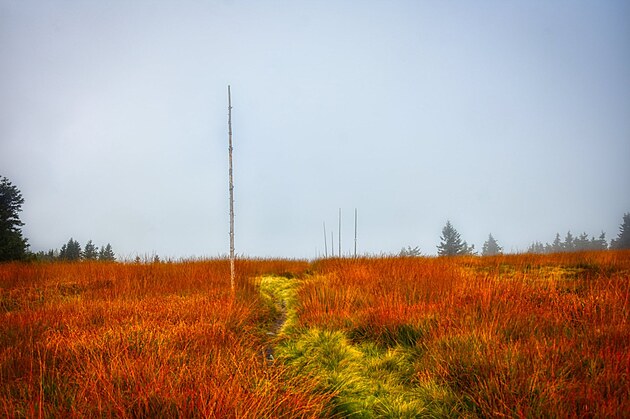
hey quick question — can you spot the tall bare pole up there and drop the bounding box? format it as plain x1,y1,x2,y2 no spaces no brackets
338,208,342,257
331,231,334,257
354,208,357,258
323,222,328,258
228,85,235,292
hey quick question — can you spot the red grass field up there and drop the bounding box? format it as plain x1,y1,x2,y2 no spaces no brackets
1,251,629,417
304,252,630,416
0,259,329,418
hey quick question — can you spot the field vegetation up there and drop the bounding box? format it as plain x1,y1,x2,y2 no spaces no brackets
279,251,630,417
1,251,629,417
0,259,330,417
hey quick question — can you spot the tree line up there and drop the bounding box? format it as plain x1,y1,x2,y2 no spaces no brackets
527,232,608,254
2,175,630,261
413,214,630,257
34,238,116,262
1,175,116,262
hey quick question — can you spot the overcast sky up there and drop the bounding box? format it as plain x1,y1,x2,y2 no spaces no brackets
1,0,629,259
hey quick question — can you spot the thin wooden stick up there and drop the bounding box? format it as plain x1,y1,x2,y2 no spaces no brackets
338,208,342,257
354,208,357,258
331,231,334,257
323,222,328,258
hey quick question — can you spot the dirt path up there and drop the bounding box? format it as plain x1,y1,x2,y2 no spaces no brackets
260,276,295,362
263,299,286,361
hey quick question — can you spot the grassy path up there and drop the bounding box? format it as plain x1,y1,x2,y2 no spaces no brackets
258,275,459,418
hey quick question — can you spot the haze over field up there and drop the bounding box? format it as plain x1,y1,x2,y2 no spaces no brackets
1,1,629,258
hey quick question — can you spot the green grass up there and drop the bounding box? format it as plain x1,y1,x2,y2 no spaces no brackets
259,275,460,418
258,274,302,335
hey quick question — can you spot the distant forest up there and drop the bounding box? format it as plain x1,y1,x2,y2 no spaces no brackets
2,175,630,262
33,238,116,262
411,215,630,257
527,232,608,254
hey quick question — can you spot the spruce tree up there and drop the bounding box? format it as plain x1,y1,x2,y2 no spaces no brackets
528,241,545,254
399,245,422,257
593,232,608,250
482,233,502,256
0,176,29,261
551,233,562,253
437,221,467,256
574,233,590,251
82,240,98,260
99,243,115,261
59,244,68,259
563,231,575,252
611,213,630,249
60,238,81,261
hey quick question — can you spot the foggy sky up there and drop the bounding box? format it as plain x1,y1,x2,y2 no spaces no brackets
2,0,629,259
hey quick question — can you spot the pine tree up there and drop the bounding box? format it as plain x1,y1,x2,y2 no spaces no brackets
399,246,422,257
99,243,115,261
611,213,630,249
528,241,545,254
437,221,467,256
0,176,29,261
573,232,589,251
593,232,608,250
60,238,81,261
462,241,476,255
82,240,98,260
482,233,502,256
59,244,67,259
563,231,575,252
551,233,562,253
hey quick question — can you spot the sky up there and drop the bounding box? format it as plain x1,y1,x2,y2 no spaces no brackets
1,0,629,259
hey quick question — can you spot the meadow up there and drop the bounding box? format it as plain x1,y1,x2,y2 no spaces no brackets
1,251,629,417
0,260,330,417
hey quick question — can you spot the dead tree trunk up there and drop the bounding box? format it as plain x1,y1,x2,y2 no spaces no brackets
228,86,235,292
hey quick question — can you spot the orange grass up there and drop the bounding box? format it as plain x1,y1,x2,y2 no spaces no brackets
3,253,628,417
0,259,331,418
302,252,630,417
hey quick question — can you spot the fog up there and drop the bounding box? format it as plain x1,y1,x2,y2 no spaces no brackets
2,1,629,258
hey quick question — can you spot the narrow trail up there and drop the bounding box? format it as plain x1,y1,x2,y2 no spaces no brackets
263,300,287,361
256,274,449,417
259,276,294,362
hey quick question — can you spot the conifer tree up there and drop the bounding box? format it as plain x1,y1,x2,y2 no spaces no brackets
98,243,115,261
528,241,545,254
399,245,422,257
574,233,590,251
551,233,562,253
60,238,81,261
563,231,575,252
593,232,608,250
482,233,502,256
0,176,29,261
437,221,467,256
82,240,98,260
611,213,630,249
